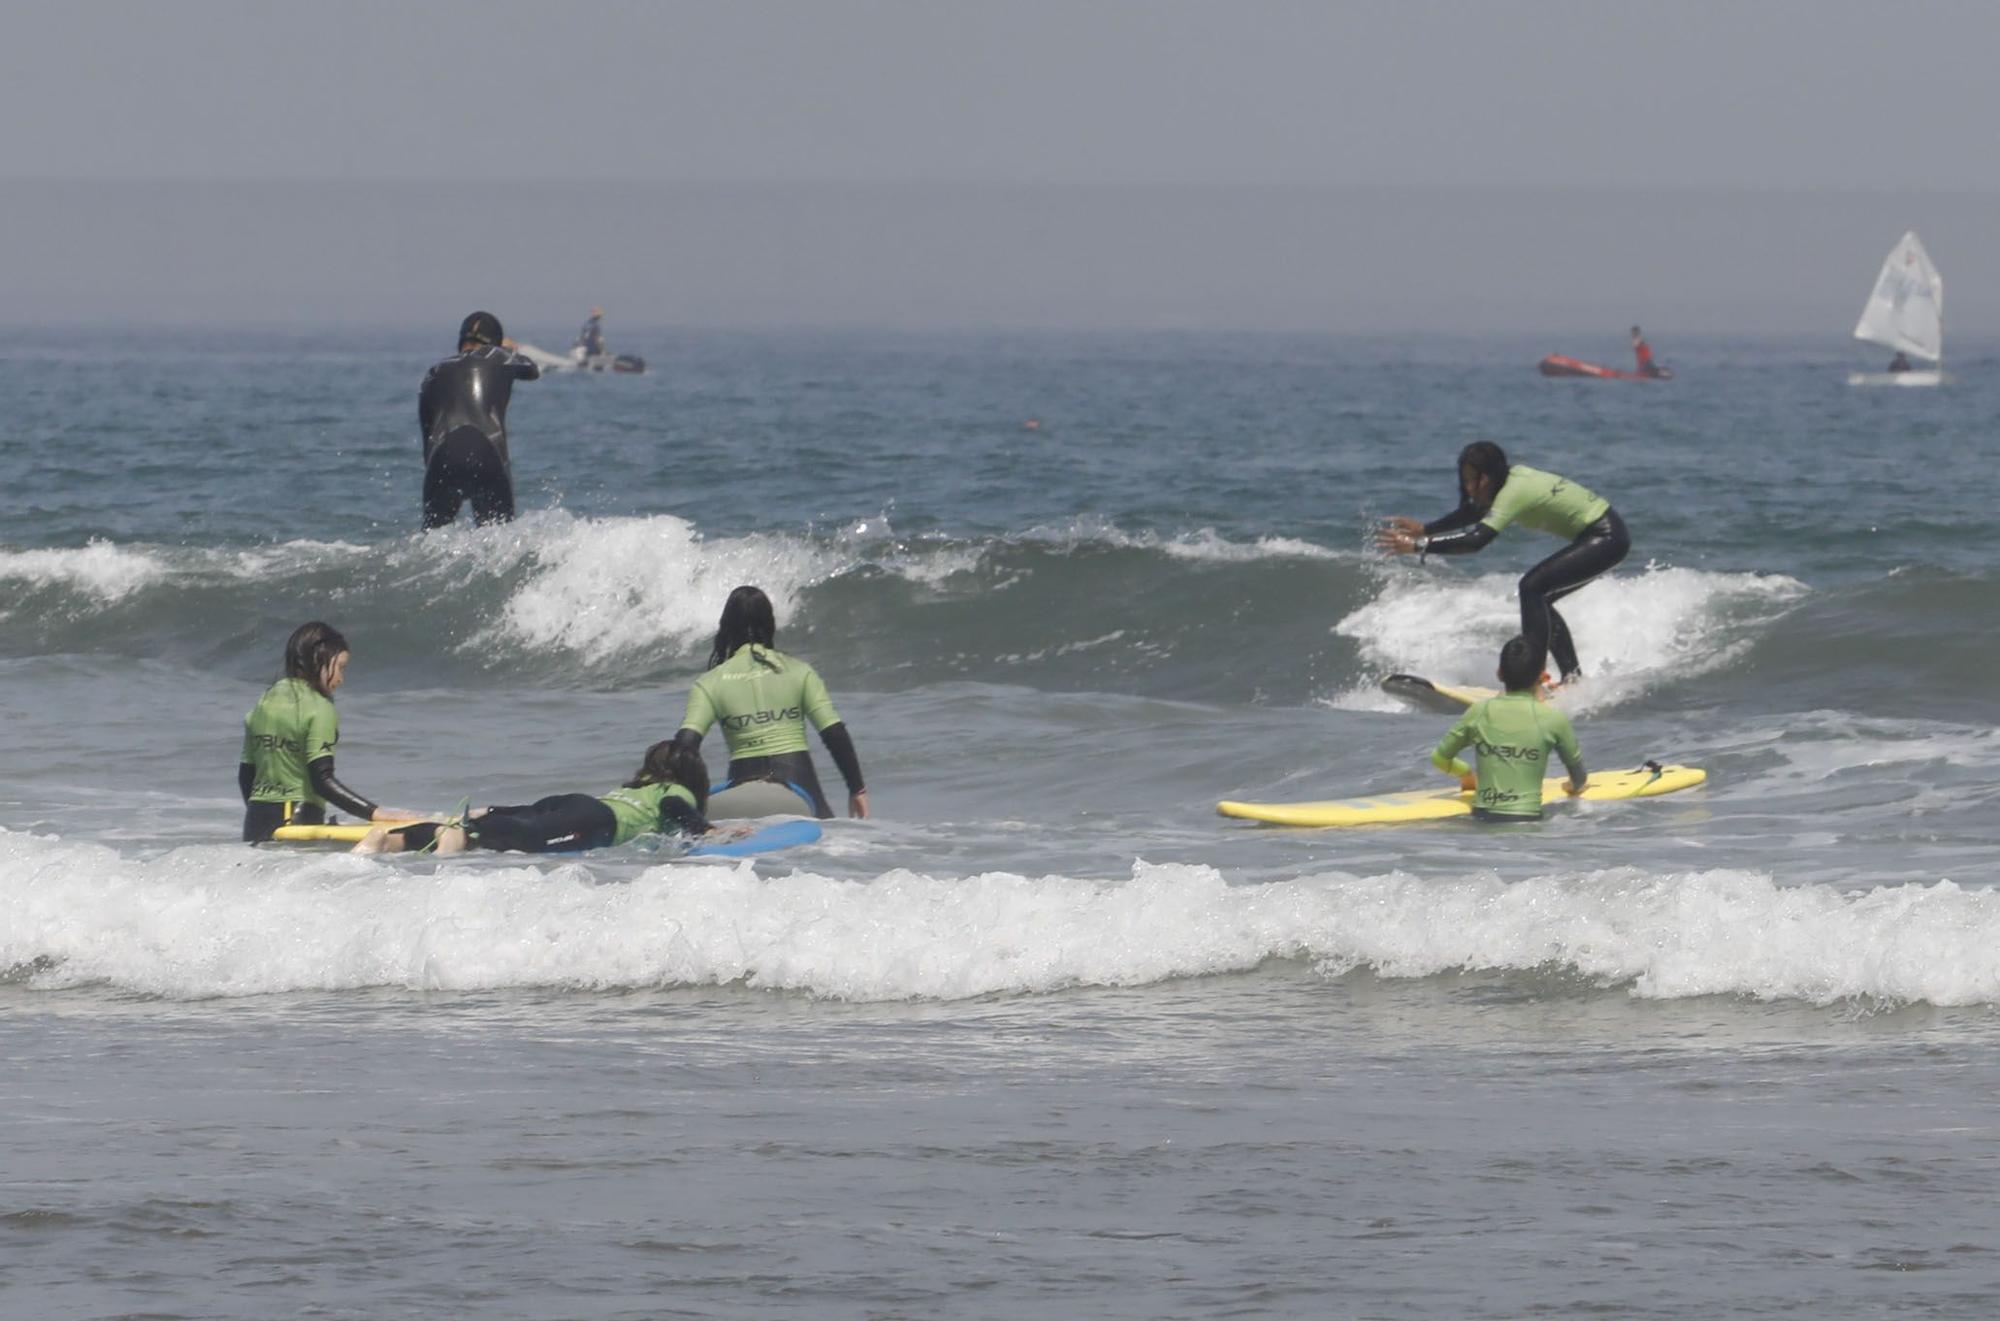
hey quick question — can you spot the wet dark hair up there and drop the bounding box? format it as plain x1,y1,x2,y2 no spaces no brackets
459,311,504,348
1456,440,1510,512
282,621,350,698
625,738,710,809
707,585,780,670
1498,634,1546,692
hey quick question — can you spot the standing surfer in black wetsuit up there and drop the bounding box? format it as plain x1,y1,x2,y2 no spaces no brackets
417,311,540,529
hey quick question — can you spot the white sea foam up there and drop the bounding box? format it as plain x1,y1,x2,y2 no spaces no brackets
0,539,166,601
6,832,1995,1006
1331,563,1808,712
468,512,838,662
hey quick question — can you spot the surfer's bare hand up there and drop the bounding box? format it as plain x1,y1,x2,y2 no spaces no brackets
1373,524,1422,554
1458,774,1478,793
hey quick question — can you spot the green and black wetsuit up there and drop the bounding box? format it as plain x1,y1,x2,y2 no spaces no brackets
1431,691,1587,821
1419,464,1631,681
238,678,380,841
673,643,864,819
390,781,708,854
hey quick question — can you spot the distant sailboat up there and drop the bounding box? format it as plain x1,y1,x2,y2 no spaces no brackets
1848,231,1944,387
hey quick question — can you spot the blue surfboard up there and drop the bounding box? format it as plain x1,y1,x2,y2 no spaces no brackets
682,817,822,859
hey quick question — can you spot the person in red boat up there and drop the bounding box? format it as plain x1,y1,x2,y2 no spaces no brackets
1631,325,1667,379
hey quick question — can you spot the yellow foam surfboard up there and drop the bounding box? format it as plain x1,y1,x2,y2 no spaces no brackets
1381,673,1503,713
1217,763,1706,828
270,821,434,843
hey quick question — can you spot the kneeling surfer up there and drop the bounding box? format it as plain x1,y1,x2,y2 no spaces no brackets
1375,440,1630,686
1431,636,1586,822
418,311,540,529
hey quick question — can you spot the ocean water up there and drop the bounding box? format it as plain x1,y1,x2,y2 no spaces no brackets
4,326,2000,1318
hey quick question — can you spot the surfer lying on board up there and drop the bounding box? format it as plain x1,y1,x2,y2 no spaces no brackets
1431,636,1586,822
418,311,540,530
1374,441,1630,686
673,585,869,820
352,740,722,855
240,622,425,842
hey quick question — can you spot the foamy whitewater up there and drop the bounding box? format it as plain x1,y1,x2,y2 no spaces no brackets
6,327,2000,1319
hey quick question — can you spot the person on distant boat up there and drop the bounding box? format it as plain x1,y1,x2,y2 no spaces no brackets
353,739,718,855
240,622,424,842
672,585,870,820
1631,325,1666,379
1374,441,1631,686
576,307,606,359
1431,635,1587,822
417,311,540,529
1887,351,1913,374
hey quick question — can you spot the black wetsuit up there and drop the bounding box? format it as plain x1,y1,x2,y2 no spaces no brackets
417,345,540,529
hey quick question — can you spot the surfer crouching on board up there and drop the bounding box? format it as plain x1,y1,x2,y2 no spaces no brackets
418,311,540,529
1431,636,1586,822
1374,441,1630,686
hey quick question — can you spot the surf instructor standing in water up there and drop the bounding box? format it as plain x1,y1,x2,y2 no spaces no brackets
1375,441,1630,685
418,311,540,529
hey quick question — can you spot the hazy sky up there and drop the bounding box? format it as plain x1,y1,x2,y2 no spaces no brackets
3,1,1997,331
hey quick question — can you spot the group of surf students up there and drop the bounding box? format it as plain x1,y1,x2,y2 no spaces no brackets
240,586,870,850
249,309,1630,846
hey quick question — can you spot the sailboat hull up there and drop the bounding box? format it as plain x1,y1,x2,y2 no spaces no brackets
1538,354,1670,381
1847,370,1945,387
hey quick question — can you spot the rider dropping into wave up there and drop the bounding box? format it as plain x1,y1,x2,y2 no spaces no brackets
417,311,540,529
1375,441,1631,687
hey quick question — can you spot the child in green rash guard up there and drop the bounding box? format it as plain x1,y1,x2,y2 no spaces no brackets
353,740,722,856
671,585,869,821
239,622,424,843
1431,636,1588,822
1375,440,1631,686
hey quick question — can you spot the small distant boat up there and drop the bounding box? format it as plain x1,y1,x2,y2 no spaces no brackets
1848,231,1944,387
512,342,648,375
1537,353,1669,382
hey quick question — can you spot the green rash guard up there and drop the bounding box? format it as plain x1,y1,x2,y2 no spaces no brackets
1480,465,1611,540
240,678,339,806
679,644,841,760
597,782,700,845
1431,692,1587,819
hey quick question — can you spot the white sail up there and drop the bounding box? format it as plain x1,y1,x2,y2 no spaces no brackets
1851,231,1943,362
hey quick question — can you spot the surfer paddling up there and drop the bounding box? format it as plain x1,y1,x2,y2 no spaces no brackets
1431,636,1587,822
1375,441,1630,686
418,311,540,529
353,739,719,856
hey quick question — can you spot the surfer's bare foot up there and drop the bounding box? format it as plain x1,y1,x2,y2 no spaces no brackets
352,826,393,854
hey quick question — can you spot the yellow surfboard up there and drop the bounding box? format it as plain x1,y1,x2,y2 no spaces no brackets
1217,763,1706,828
269,821,425,843
1381,673,1501,713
